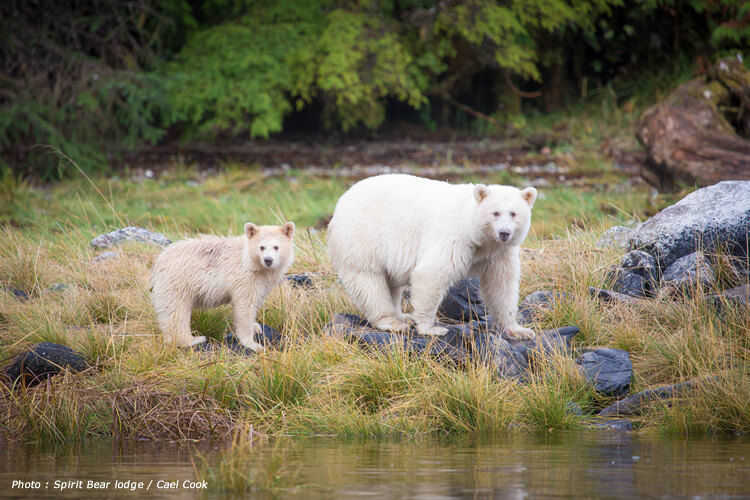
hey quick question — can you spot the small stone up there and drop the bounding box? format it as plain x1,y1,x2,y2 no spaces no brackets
286,273,318,289
7,287,30,301
660,251,716,293
617,250,658,295
92,251,120,264
91,226,171,250
608,268,649,297
47,283,69,292
576,347,632,398
4,343,88,386
596,226,634,250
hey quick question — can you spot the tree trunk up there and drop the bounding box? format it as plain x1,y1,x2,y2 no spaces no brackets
636,55,750,191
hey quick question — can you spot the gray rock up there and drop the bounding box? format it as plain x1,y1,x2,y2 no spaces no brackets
438,278,488,322
598,380,701,417
194,325,284,355
616,250,659,296
91,226,171,250
4,342,88,386
576,348,632,398
596,226,635,250
6,287,30,301
471,329,529,380
708,284,750,312
660,251,716,292
92,251,120,264
47,283,69,292
566,401,585,417
590,419,633,431
285,273,319,289
630,181,750,270
518,290,568,324
506,326,580,364
589,287,638,304
609,268,650,297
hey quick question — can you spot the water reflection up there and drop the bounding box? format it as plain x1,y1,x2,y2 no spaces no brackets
1,432,748,498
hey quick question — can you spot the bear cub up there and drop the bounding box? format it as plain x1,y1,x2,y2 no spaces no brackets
151,222,295,352
327,174,536,339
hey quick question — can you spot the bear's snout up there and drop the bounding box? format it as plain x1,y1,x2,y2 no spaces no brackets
263,257,274,267
498,229,512,241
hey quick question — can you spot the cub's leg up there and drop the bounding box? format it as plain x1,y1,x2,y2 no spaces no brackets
154,293,206,347
339,268,410,331
231,298,265,353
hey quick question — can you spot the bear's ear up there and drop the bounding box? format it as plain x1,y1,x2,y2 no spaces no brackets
473,184,489,203
280,222,295,238
244,223,258,239
520,187,537,207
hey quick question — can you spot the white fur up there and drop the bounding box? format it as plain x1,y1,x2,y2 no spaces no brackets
327,174,536,339
151,222,295,351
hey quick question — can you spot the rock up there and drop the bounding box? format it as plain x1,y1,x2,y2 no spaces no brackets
660,251,716,293
598,380,701,417
471,328,529,380
47,283,69,292
576,348,632,398
518,290,568,324
609,269,650,297
285,273,318,289
193,325,284,355
91,226,171,250
596,226,635,250
92,251,120,264
590,419,633,431
438,278,488,322
4,343,88,386
6,287,29,301
708,284,750,312
506,326,580,364
629,181,750,270
616,251,658,296
566,401,585,417
589,287,638,304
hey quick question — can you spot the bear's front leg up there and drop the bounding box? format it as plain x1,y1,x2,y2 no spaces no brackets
231,300,265,353
478,250,535,341
409,266,449,336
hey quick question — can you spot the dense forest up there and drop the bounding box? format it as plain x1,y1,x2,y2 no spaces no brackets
1,0,749,179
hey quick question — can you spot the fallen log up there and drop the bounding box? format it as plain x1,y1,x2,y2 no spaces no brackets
636,55,750,191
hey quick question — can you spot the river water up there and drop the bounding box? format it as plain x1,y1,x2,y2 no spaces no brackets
1,431,748,498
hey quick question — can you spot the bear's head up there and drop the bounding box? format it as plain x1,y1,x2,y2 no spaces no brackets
473,184,537,245
244,222,295,270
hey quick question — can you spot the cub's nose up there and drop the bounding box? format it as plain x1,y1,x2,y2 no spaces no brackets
263,257,274,267
498,229,511,241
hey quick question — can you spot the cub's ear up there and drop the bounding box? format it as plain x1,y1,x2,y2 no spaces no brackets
244,223,258,239
473,184,489,203
280,222,295,238
520,187,537,207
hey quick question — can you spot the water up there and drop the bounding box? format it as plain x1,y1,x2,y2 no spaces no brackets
1,432,748,498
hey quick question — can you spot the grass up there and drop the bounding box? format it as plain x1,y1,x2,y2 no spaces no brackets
0,155,748,452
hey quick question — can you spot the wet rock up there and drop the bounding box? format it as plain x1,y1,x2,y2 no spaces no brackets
590,419,633,431
4,343,88,386
286,273,318,289
589,287,638,304
438,278,488,322
630,181,750,270
518,290,568,324
92,251,120,264
596,226,635,251
91,226,171,250
708,284,750,312
598,380,701,417
660,251,716,293
576,348,632,398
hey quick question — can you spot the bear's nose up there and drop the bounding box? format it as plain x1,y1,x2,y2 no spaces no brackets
498,229,511,241
263,257,274,267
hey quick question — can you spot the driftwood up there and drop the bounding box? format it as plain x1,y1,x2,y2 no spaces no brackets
636,55,750,191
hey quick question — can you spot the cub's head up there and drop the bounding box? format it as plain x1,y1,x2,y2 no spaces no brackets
473,184,537,245
244,222,295,270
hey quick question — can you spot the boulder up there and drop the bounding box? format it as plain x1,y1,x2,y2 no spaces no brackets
708,284,750,312
92,251,120,264
505,326,579,364
518,290,568,324
589,419,633,431
4,343,88,386
91,226,171,250
609,269,650,297
614,251,658,296
660,251,716,293
438,278,488,322
629,181,750,271
470,327,529,380
596,226,635,251
576,348,632,398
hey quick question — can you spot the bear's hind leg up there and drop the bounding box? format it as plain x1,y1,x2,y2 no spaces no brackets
409,267,449,336
340,269,410,331
156,298,206,347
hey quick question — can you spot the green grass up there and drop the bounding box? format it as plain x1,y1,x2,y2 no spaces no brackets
0,157,747,446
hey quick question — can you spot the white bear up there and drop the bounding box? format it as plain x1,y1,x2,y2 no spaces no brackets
151,222,295,351
327,174,536,339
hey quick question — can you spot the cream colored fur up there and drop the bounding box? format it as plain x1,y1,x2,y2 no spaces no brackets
151,222,295,351
327,174,536,339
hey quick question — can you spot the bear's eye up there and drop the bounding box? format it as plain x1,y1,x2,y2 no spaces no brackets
510,211,517,218
273,245,279,251
492,211,500,217
260,246,265,251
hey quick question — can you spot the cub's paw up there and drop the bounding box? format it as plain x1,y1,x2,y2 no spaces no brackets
374,317,411,332
417,324,449,337
253,322,263,335
241,340,265,354
188,335,207,346
505,325,536,340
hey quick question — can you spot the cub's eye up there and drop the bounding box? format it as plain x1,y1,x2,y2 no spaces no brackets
260,246,265,251
273,245,279,251
492,211,500,217
510,211,517,218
